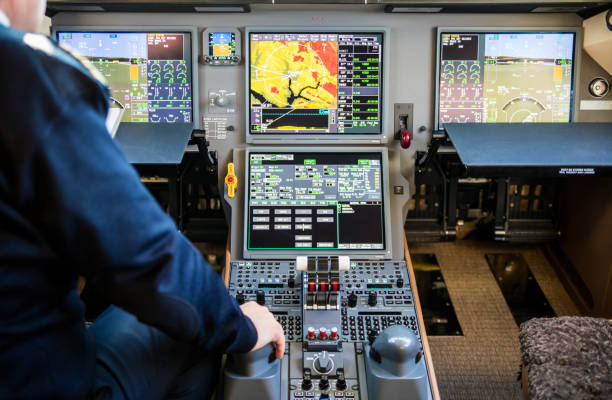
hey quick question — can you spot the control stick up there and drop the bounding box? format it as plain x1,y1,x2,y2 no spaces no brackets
222,343,281,400
364,325,428,400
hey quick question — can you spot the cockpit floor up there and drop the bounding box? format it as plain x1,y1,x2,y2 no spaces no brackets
408,240,580,399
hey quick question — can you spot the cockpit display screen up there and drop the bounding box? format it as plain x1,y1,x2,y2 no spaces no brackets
437,31,576,128
246,152,385,250
58,31,193,123
248,31,384,135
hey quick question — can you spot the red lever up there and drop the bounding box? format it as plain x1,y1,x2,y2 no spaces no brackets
400,130,411,149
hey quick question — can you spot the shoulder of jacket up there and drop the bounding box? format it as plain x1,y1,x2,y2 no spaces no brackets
1,27,107,87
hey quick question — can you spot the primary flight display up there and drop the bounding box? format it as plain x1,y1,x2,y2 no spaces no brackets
248,31,384,135
57,31,193,124
437,31,575,128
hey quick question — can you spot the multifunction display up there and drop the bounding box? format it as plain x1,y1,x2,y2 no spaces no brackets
249,32,384,135
58,32,192,123
247,152,385,250
437,32,575,127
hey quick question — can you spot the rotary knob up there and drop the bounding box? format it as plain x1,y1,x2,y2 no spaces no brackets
302,376,312,391
348,293,358,308
214,95,230,107
589,77,609,98
314,351,333,374
368,291,378,307
319,376,330,391
256,290,265,306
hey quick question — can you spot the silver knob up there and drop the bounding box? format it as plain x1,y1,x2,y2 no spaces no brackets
214,95,230,107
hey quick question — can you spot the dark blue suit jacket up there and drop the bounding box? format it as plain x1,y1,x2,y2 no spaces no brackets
0,25,256,399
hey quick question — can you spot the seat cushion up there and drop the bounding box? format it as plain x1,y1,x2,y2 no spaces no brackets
519,316,612,399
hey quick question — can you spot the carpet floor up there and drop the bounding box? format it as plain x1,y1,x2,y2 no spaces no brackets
408,241,581,400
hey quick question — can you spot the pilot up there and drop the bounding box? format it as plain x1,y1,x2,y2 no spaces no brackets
0,0,284,399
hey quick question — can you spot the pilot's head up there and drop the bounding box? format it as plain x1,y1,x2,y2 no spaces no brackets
0,0,47,32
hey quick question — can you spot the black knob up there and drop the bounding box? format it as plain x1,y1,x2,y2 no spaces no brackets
348,293,358,308
256,290,265,306
336,377,347,391
368,329,378,345
368,292,377,306
396,278,404,288
319,376,330,391
302,377,312,391
236,293,245,305
314,351,332,373
288,277,295,288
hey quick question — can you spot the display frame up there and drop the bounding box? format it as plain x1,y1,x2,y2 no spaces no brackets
433,26,582,131
242,146,393,260
245,26,390,144
52,25,200,129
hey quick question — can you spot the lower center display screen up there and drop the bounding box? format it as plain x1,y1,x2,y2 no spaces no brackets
247,152,385,250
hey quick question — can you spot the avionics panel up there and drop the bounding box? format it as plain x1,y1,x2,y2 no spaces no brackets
245,27,388,144
55,27,197,125
434,28,579,129
243,148,392,259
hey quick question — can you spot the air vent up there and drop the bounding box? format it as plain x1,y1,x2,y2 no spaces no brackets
531,6,589,13
49,5,104,12
387,7,443,13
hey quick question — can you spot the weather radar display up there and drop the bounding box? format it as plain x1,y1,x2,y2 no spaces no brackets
437,32,575,127
249,32,384,135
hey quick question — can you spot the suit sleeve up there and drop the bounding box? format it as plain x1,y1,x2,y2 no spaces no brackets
28,93,257,354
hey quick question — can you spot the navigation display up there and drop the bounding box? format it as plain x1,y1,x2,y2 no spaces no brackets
246,152,385,250
437,31,575,128
248,31,384,135
57,31,193,123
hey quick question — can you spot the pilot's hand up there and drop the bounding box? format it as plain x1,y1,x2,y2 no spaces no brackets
240,301,285,359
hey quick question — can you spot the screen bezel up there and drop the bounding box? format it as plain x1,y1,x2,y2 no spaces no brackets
245,27,389,144
52,25,200,128
242,147,392,260
433,27,581,131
